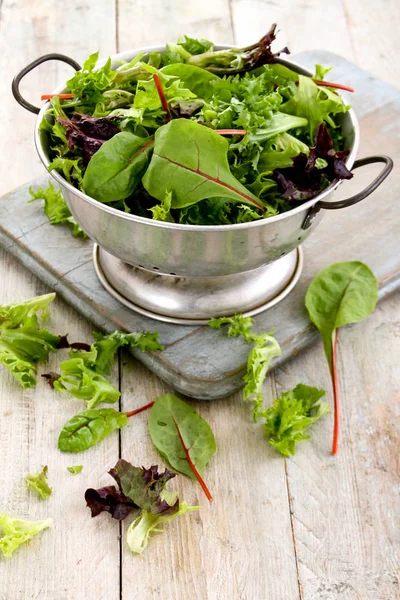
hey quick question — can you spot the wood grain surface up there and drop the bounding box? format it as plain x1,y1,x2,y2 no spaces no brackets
0,1,399,599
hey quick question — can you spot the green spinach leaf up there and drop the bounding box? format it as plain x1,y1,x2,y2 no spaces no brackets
83,132,154,202
58,408,128,452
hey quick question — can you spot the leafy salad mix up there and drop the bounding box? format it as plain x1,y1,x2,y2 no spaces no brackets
41,24,353,225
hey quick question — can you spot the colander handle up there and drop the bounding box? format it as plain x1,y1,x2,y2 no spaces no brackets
12,53,82,115
302,155,393,229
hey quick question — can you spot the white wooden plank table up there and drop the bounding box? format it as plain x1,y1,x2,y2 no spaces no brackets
1,2,399,599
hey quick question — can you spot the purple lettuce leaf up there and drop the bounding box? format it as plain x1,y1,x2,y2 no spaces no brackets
84,485,137,520
57,113,120,162
273,123,353,202
110,459,179,516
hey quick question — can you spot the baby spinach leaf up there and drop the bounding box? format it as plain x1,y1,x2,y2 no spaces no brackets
259,384,329,456
305,261,378,454
0,514,52,557
58,408,128,452
83,132,154,202
143,119,263,210
148,394,216,501
25,466,52,500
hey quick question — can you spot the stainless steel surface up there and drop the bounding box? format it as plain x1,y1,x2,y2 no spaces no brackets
94,244,304,324
33,48,359,279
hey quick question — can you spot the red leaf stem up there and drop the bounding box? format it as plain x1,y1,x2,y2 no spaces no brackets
126,401,155,418
170,414,213,503
216,129,247,136
41,93,74,100
153,73,171,122
331,329,340,455
314,80,354,93
294,80,354,93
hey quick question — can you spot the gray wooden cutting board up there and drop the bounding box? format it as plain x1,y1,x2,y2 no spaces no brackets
1,51,399,399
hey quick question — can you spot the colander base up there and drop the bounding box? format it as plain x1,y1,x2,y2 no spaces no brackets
93,245,303,325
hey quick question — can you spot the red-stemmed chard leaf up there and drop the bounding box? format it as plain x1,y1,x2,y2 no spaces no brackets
148,394,216,502
143,119,263,211
305,262,378,454
153,73,172,122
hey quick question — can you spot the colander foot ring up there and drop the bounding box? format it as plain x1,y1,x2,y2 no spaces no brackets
93,245,304,325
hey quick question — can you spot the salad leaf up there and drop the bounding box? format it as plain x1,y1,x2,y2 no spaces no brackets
83,132,154,202
305,261,378,454
281,74,349,141
25,466,52,500
0,293,55,330
257,133,309,173
52,329,162,408
0,514,52,557
150,191,174,222
186,24,289,74
29,182,87,239
126,500,198,555
0,293,60,388
58,408,128,452
85,459,198,555
160,63,220,98
67,465,83,474
259,384,329,456
143,119,263,211
208,314,255,342
58,113,120,162
209,315,281,420
66,52,116,104
53,357,121,409
85,486,136,520
47,157,85,191
273,123,352,202
148,394,216,501
109,460,179,516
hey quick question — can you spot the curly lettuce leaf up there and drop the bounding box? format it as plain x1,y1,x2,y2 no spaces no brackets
53,357,120,409
52,329,162,408
257,133,309,173
126,499,199,555
259,384,329,456
209,315,281,419
66,52,116,103
25,466,52,500
150,191,174,222
0,294,59,388
29,182,87,239
0,514,52,557
0,293,55,330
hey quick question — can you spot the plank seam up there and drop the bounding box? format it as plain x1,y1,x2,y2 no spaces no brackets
284,458,304,600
